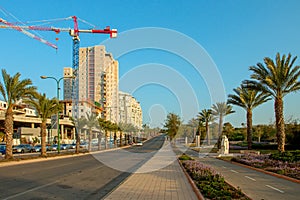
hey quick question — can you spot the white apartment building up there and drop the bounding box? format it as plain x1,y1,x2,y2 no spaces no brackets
119,91,143,130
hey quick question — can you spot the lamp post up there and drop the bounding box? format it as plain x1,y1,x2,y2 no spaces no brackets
40,75,74,153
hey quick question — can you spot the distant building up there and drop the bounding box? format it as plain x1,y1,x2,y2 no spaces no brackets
63,67,73,101
119,91,143,129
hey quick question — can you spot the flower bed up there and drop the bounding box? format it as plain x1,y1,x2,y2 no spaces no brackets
181,159,250,199
232,151,300,180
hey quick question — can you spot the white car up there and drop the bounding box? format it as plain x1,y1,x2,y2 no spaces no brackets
136,142,143,146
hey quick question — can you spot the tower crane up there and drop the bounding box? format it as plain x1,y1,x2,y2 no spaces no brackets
0,16,117,120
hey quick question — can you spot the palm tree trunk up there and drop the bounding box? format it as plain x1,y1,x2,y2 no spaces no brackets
275,97,285,152
120,131,123,147
247,108,253,150
75,129,80,153
40,122,47,157
114,131,117,147
4,108,14,159
217,115,223,149
218,115,223,137
98,132,101,151
105,130,108,149
88,129,92,152
206,121,210,145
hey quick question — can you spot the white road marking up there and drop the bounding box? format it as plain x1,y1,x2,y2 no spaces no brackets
245,176,256,181
230,169,239,173
222,166,227,168
3,180,59,200
266,185,284,193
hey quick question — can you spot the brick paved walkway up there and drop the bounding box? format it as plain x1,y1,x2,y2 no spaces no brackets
104,142,198,200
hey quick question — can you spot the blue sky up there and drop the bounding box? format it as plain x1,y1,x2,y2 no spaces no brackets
1,0,300,127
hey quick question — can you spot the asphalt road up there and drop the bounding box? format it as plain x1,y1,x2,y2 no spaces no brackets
185,149,300,200
0,136,165,200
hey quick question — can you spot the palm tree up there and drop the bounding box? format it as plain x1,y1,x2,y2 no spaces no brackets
26,93,61,156
244,53,300,152
0,69,36,159
211,102,235,137
71,116,87,153
228,84,271,149
99,119,112,149
211,102,235,148
198,109,215,145
163,113,181,140
85,112,99,152
187,118,199,138
111,123,119,147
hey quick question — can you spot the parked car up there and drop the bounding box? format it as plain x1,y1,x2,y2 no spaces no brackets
48,144,58,151
33,145,41,152
136,142,143,146
60,144,68,150
13,144,34,153
67,143,76,149
79,142,88,149
0,145,6,155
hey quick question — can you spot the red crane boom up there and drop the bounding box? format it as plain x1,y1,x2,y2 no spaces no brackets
0,17,58,49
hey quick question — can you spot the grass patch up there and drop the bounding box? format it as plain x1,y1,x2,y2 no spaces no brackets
178,153,193,160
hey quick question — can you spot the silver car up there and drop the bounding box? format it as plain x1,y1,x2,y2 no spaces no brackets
13,144,34,153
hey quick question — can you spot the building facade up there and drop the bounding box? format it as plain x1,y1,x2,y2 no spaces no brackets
119,91,143,130
63,45,119,123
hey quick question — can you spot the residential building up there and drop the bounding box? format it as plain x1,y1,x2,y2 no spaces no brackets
63,45,119,123
0,100,74,145
63,67,73,101
119,91,143,130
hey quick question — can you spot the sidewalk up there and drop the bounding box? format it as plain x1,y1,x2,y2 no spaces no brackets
104,142,199,200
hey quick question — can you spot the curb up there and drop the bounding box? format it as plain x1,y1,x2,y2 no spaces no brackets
177,158,205,200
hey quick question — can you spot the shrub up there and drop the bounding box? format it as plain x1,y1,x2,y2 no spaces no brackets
178,153,193,160
270,150,300,162
233,152,300,180
182,160,250,199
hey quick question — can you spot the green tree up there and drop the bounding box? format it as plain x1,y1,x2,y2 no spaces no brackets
26,93,61,156
198,109,215,145
223,122,234,135
163,113,181,140
0,69,36,159
99,119,115,149
228,85,270,149
244,53,300,152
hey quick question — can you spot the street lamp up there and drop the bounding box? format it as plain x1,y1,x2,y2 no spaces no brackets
40,75,75,153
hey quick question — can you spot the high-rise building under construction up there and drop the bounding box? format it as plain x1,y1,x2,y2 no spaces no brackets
63,45,119,122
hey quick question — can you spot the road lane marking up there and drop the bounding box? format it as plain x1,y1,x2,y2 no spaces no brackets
266,185,284,193
230,169,239,173
3,180,59,200
222,166,227,168
245,176,256,181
